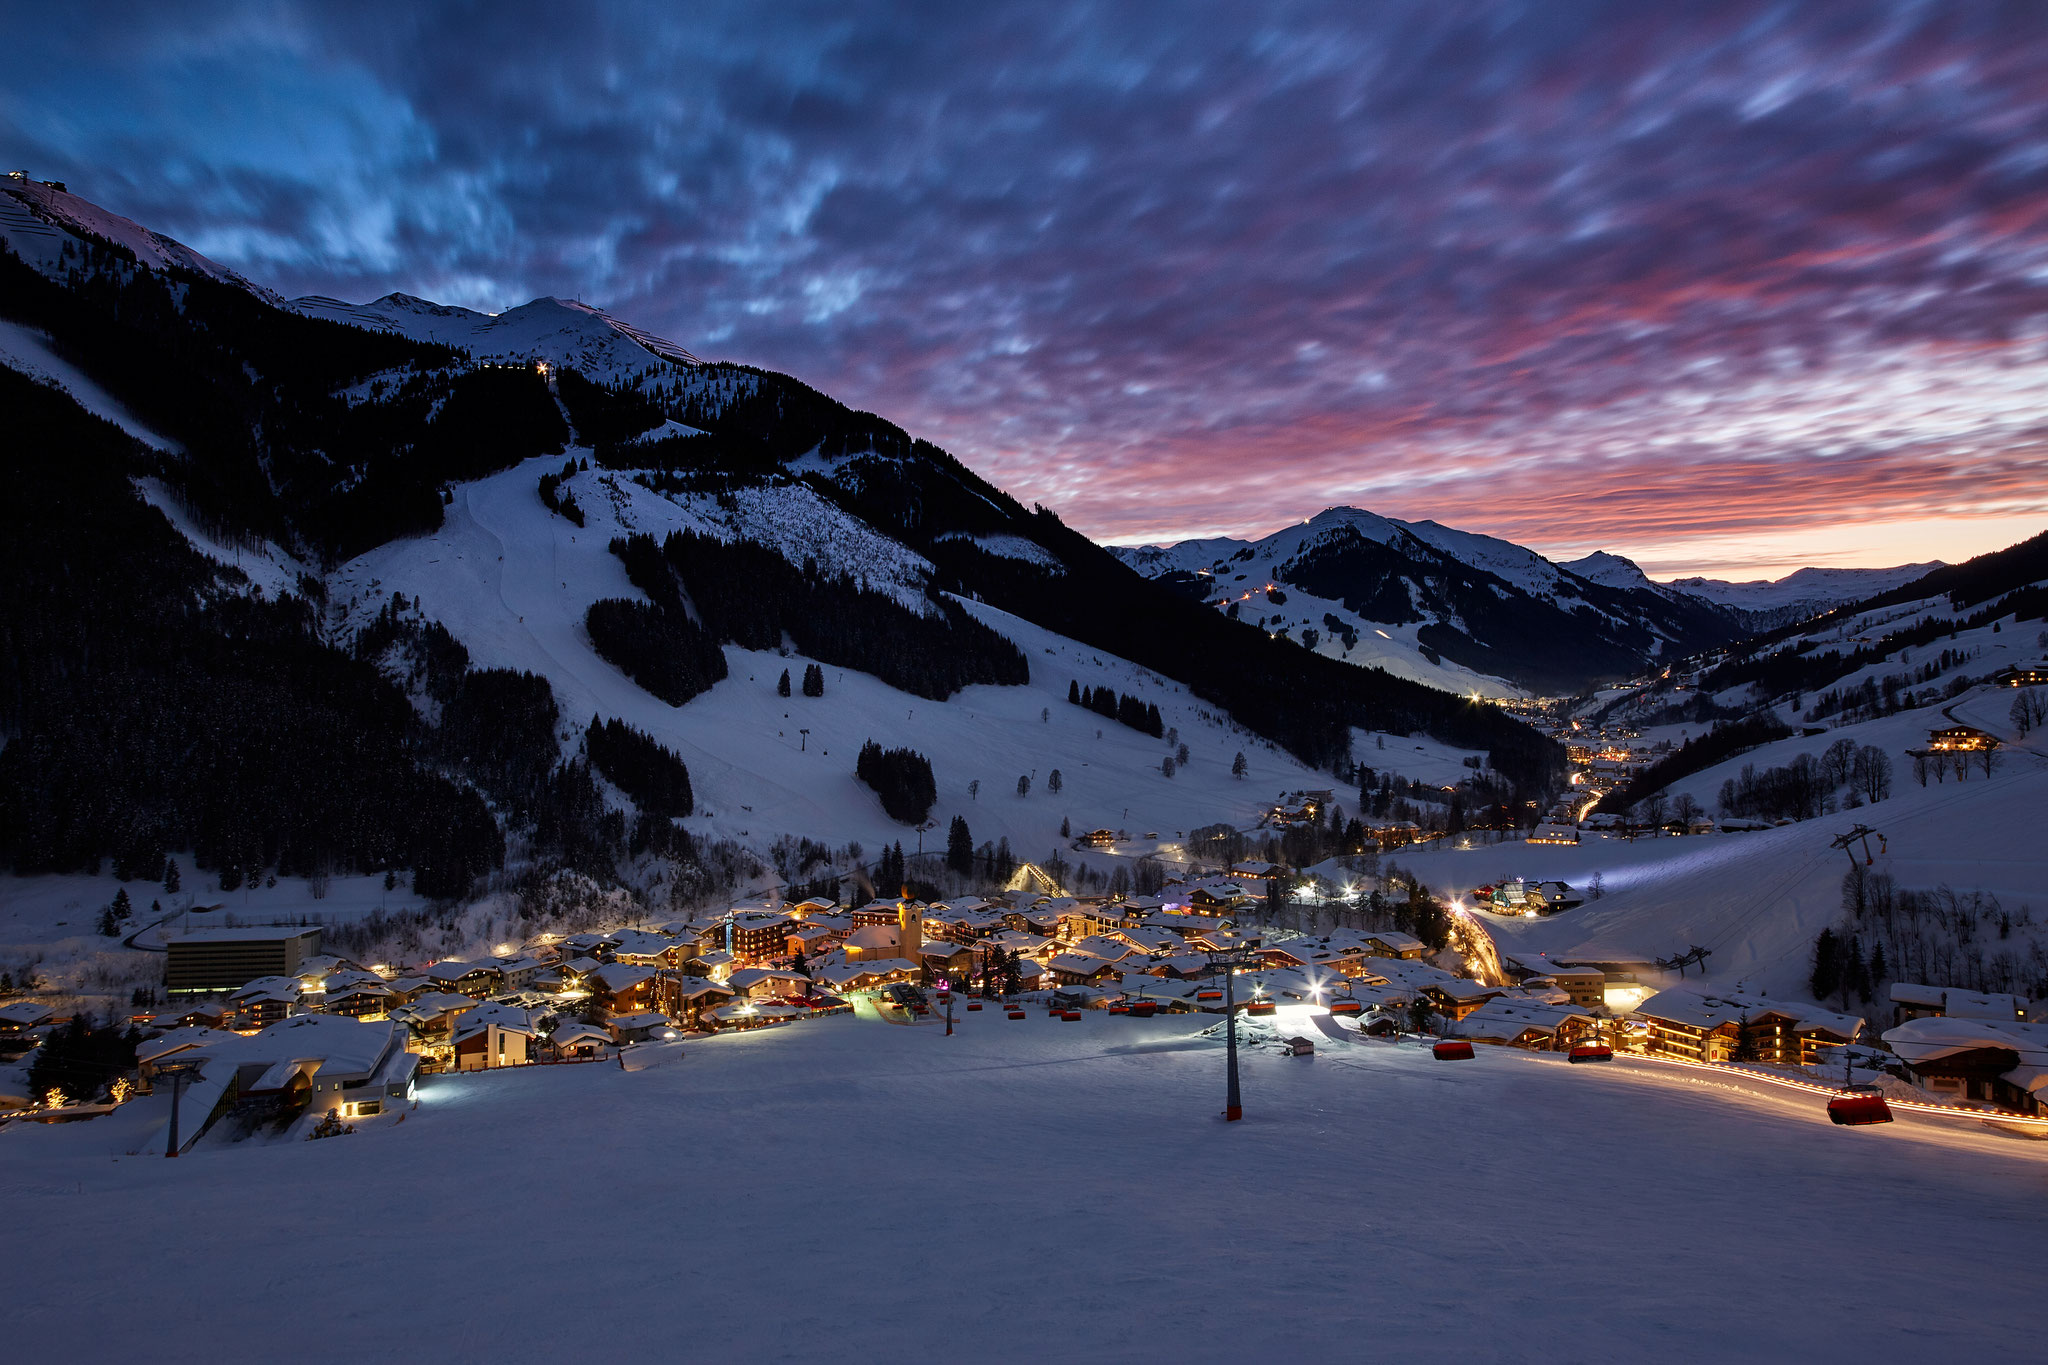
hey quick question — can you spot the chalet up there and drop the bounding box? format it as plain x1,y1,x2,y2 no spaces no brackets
850,901,908,930
1994,664,2048,687
1177,879,1253,914
812,959,919,994
787,922,846,958
154,1001,231,1031
1426,978,1506,1021
1080,828,1119,848
228,978,302,1030
588,962,658,1015
1229,861,1285,880
550,1022,612,1060
727,967,813,1000
653,973,736,1025
609,1012,672,1044
1459,999,1597,1051
1509,955,1607,1009
323,981,396,1019
1366,821,1422,850
1926,724,1998,753
919,942,975,981
492,955,549,990
1363,932,1425,960
1888,982,2028,1028
1048,953,1122,986
608,931,692,966
727,912,798,963
451,1004,537,1071
561,932,620,960
1884,1016,2048,1113
425,960,503,997
0,1000,57,1034
1633,988,1863,1065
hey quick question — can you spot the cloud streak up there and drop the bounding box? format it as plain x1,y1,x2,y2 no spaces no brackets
7,1,2047,575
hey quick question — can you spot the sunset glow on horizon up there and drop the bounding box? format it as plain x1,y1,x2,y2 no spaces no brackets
10,1,2047,576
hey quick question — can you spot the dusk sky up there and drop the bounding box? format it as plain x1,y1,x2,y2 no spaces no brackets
8,1,2048,578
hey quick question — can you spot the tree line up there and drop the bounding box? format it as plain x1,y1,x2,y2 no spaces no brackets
1066,680,1164,736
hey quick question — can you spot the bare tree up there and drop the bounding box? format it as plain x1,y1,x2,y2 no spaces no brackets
1822,737,1858,788
1852,746,1893,804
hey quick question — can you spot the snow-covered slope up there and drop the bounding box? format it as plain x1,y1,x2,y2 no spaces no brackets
1669,562,1942,621
290,293,701,382
8,1006,2043,1360
333,452,1333,857
1401,701,2048,1001
1116,507,1741,697
0,176,282,302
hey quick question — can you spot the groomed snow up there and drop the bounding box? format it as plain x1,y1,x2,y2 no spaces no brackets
6,1007,2043,1360
330,452,1334,858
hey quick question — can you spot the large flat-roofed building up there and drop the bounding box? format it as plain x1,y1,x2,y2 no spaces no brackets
166,927,323,995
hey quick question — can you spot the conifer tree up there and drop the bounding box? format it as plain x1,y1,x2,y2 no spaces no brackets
802,663,824,697
162,858,180,894
946,815,974,875
778,669,791,697
1233,751,1248,779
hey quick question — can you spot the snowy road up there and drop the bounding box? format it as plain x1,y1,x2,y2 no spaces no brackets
5,1006,2042,1362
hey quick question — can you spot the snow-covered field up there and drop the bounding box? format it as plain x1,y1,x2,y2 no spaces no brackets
1396,693,2048,999
5,1007,2042,1361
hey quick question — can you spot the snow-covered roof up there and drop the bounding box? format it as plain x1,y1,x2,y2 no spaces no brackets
1637,988,1864,1039
552,1022,612,1048
591,962,656,993
0,999,56,1026
1459,998,1594,1042
1883,1016,2048,1067
452,1003,538,1043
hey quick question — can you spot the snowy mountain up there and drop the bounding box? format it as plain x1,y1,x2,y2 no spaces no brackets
290,292,702,381
0,179,1561,907
0,174,282,302
1667,563,1944,629
1115,507,1743,697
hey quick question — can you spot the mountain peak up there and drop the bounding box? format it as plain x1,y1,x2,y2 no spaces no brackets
1560,549,1655,591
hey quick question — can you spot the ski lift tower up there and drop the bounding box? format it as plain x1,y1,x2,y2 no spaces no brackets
1213,945,1262,1121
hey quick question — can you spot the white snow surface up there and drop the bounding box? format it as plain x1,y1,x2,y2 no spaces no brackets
5,1006,2043,1360
0,178,281,301
332,453,1331,856
1396,692,2048,1000
1668,562,1941,612
0,318,182,451
290,292,699,384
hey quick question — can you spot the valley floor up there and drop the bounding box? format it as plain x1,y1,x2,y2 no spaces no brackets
5,1004,2042,1362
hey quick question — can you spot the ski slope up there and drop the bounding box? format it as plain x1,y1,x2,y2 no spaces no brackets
4,1007,2041,1361
331,453,1333,859
1398,701,2048,998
